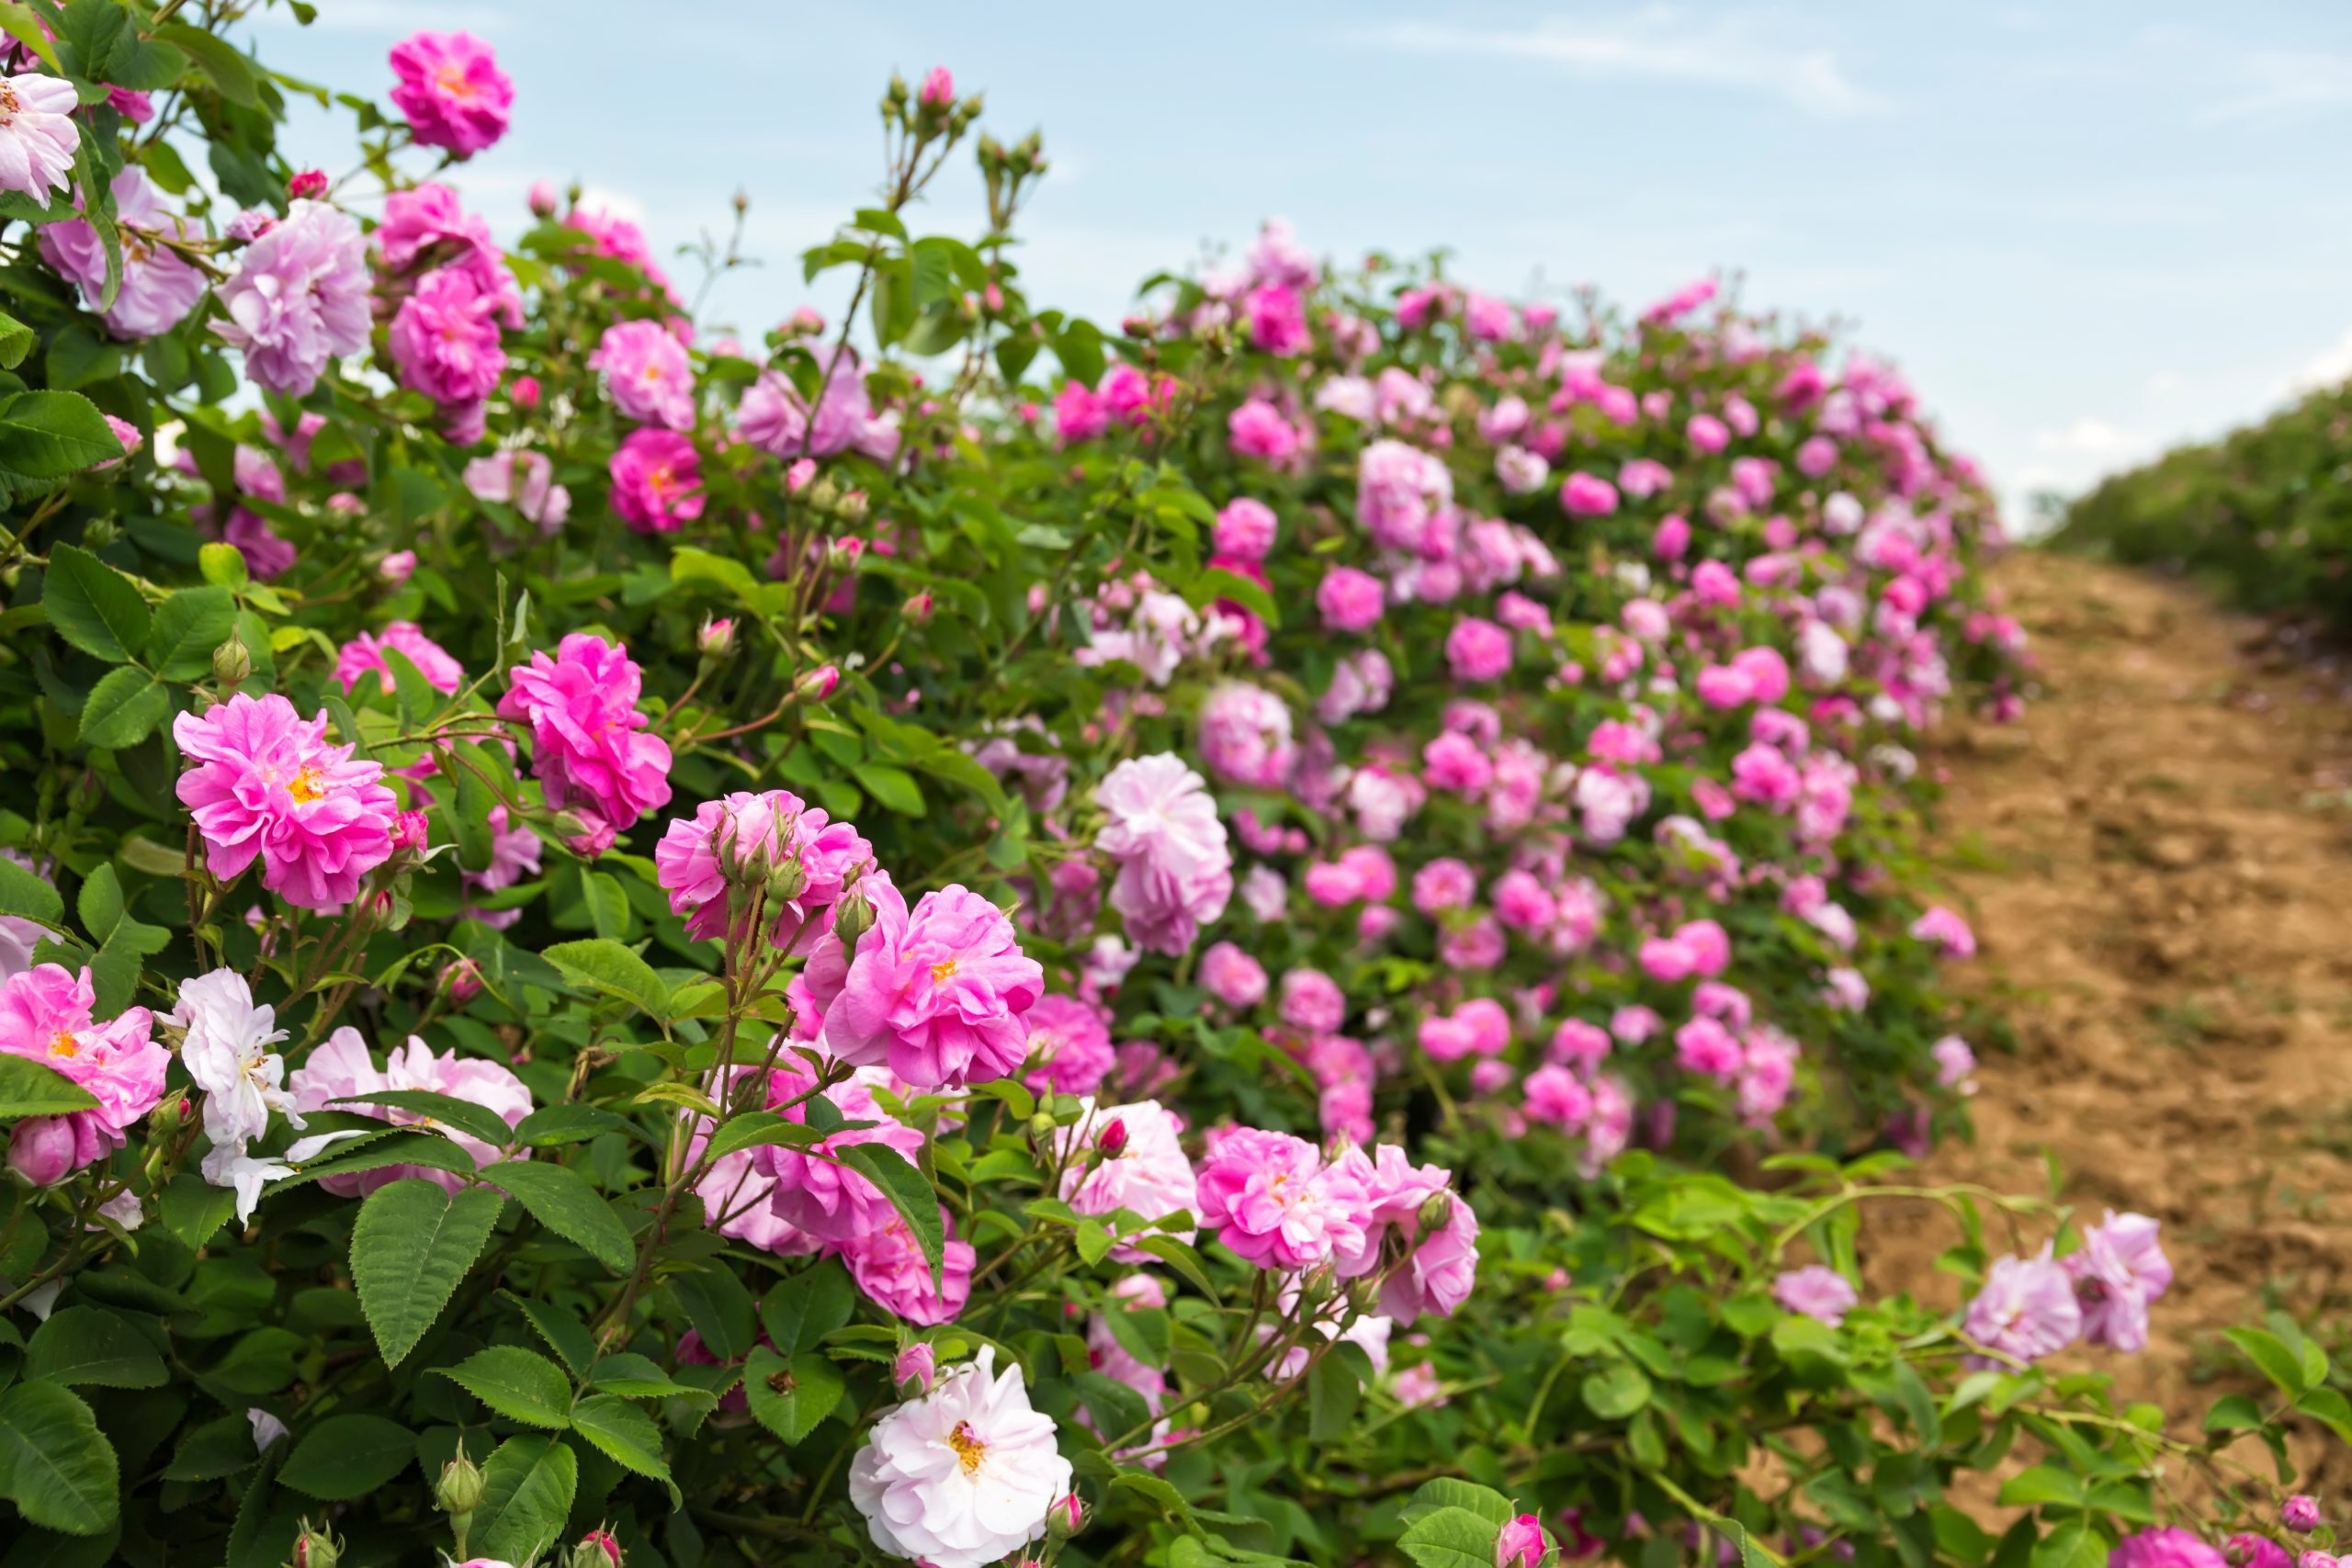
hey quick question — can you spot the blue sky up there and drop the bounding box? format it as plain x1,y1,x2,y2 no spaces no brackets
254,2,2352,528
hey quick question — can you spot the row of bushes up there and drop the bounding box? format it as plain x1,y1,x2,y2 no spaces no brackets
0,6,2335,1567
2051,378,2352,628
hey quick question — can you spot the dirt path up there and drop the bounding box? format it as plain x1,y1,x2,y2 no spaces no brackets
1877,550,2352,1479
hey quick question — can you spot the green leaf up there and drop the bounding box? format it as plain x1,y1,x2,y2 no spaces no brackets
742,1348,846,1444
2295,1386,2352,1445
204,1327,305,1394
838,1142,944,1284
582,869,629,939
269,1130,477,1192
668,546,760,601
2201,1393,2267,1433
0,4,60,73
758,1259,857,1354
154,20,257,105
667,1266,755,1360
1400,1480,1517,1528
0,1055,99,1119
853,762,926,816
438,1346,575,1429
75,667,167,750
0,1381,119,1536
1998,1467,2085,1508
45,327,120,393
481,1159,634,1272
1396,1505,1501,1568
161,1414,262,1483
1131,1234,1217,1300
0,310,37,371
472,1434,578,1565
2031,1523,2107,1568
2224,1326,2310,1396
510,1104,627,1147
24,1307,164,1389
1580,1361,1653,1420
0,856,62,927
42,544,150,662
198,542,248,590
1307,1349,1362,1441
143,588,236,682
275,1415,415,1501
74,863,121,944
700,1110,825,1164
1196,567,1282,630
330,1089,517,1153
567,1394,675,1501
589,1353,708,1401
0,392,120,479
348,1179,504,1367
501,1292,596,1378
541,938,670,1021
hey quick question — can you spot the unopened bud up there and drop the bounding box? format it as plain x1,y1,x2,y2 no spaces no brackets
796,664,840,704
806,475,842,512
831,881,876,945
918,65,955,111
837,490,870,525
444,958,482,1005
894,1342,935,1397
1097,1116,1128,1158
1416,1191,1456,1235
435,1447,485,1517
288,169,329,201
566,1529,623,1568
288,1517,344,1568
1346,1275,1383,1315
1046,1494,1086,1542
150,1093,191,1137
764,852,809,904
83,515,119,549
1026,1111,1058,1149
1296,1263,1337,1313
730,187,749,215
697,615,736,660
528,178,560,218
552,809,594,842
390,810,430,854
212,631,254,686
903,590,934,625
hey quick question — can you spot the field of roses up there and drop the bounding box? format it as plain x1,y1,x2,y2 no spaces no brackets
0,6,2341,1568
2051,378,2352,632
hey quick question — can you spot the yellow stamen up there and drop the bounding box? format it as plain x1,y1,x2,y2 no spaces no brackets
946,1419,987,1476
287,765,328,804
49,1029,79,1059
931,958,959,985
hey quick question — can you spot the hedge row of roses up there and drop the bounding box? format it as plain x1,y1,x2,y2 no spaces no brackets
2050,376,2352,632
0,6,2337,1568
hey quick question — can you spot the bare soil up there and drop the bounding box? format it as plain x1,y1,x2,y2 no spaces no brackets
1872,549,2352,1486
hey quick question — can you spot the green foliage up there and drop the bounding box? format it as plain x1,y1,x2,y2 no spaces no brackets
0,4,2325,1564
2052,378,2352,627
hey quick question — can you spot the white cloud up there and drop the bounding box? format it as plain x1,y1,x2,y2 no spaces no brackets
2197,49,2352,123
1352,10,1889,119
2030,418,2152,461
2285,328,2352,397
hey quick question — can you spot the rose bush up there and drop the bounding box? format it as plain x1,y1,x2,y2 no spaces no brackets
0,5,2338,1567
2050,377,2352,631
